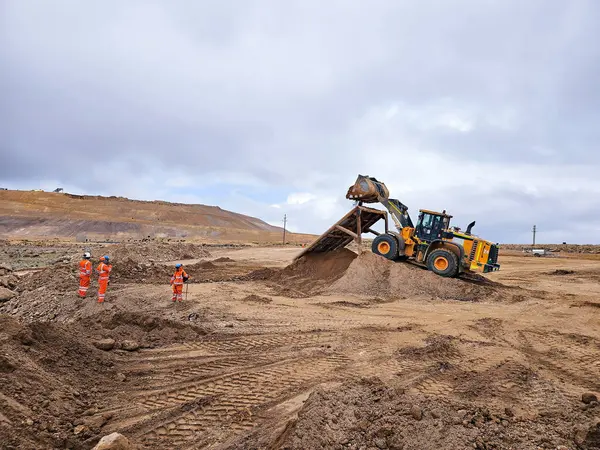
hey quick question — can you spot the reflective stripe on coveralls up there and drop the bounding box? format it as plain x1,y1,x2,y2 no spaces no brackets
170,268,188,302
78,260,92,297
96,262,112,303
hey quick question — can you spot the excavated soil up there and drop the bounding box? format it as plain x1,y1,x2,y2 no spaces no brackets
108,242,211,263
252,248,358,297
0,312,214,450
327,252,511,302
0,240,211,271
254,250,518,302
241,377,600,450
0,257,268,322
2,243,600,449
0,316,118,450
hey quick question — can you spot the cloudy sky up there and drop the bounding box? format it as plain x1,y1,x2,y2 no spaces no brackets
2,0,599,243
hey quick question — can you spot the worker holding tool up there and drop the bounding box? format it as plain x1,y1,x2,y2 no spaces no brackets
78,252,92,298
170,263,189,302
96,256,112,303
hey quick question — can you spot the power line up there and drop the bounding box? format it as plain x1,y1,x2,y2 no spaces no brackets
532,225,536,247
283,214,287,245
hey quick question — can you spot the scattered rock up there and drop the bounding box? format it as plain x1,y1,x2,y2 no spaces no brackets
116,373,127,382
0,263,13,275
0,356,15,373
25,418,34,426
93,338,116,351
120,340,140,352
582,392,598,404
213,257,235,263
504,407,515,417
92,432,134,450
581,421,600,447
241,294,272,304
374,437,388,449
0,274,18,289
16,328,34,346
410,405,423,421
575,425,589,446
73,424,87,435
83,413,113,430
431,409,442,419
550,269,575,275
0,286,17,303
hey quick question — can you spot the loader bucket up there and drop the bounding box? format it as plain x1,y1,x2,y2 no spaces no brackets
345,175,390,203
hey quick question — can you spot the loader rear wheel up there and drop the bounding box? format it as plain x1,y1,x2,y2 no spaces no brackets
426,249,458,278
372,234,398,260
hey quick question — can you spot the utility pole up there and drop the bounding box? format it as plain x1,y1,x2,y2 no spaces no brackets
532,225,536,247
283,214,287,245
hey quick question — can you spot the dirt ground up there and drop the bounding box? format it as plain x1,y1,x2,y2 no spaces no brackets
1,242,600,449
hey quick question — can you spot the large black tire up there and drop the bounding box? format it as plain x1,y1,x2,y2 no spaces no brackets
372,234,399,260
426,249,458,278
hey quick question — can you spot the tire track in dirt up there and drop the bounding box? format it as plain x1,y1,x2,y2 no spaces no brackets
129,331,338,360
99,331,349,449
518,330,600,391
142,354,348,448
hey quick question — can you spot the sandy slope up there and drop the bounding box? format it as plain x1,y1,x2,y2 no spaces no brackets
0,190,314,243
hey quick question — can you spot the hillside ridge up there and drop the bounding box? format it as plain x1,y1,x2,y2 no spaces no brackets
0,189,307,242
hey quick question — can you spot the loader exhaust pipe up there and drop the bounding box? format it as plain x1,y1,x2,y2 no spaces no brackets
466,221,476,235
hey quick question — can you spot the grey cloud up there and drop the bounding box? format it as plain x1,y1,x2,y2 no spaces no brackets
1,0,600,242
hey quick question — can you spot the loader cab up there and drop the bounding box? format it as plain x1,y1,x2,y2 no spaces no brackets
415,210,452,242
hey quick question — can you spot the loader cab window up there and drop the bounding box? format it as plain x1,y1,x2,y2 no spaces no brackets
416,212,446,242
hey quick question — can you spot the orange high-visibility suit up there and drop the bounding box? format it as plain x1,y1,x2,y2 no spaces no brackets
170,268,188,302
78,259,92,297
96,261,112,303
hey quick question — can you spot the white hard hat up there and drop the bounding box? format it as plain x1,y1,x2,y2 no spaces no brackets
84,252,91,258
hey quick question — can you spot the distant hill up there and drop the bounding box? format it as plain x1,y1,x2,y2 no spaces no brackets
0,190,313,243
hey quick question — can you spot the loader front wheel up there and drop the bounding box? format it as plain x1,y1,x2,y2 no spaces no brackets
372,234,399,260
427,249,458,278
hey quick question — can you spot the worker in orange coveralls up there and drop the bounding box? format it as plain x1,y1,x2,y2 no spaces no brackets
170,263,189,302
96,256,112,303
78,252,92,298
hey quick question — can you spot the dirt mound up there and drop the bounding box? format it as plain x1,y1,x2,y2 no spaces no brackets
213,257,235,263
0,309,215,449
249,250,507,301
258,377,598,450
109,242,210,263
397,334,461,360
240,294,272,304
78,310,209,348
0,315,119,449
327,252,503,302
549,269,576,275
279,249,357,280
255,249,357,297
502,243,600,254
13,263,76,293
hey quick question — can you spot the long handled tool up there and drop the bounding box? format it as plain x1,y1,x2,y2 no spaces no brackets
185,282,189,301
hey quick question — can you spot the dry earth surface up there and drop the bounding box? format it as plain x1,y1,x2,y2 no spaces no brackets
1,241,600,450
0,190,314,243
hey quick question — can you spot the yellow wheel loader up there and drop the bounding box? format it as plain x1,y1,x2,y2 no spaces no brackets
346,175,500,277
